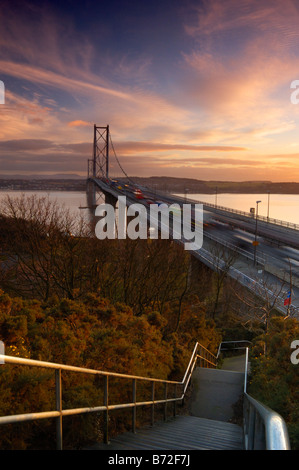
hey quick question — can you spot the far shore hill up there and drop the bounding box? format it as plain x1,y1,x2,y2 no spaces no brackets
1,175,299,194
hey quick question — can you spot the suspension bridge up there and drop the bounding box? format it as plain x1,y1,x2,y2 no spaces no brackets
86,124,299,319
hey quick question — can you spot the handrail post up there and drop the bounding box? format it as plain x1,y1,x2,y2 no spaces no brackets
151,381,155,426
244,348,249,393
104,375,109,444
55,369,63,450
163,382,167,421
248,403,256,450
132,379,136,433
173,384,177,417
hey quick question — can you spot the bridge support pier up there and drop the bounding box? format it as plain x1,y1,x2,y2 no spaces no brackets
86,179,97,211
105,192,118,208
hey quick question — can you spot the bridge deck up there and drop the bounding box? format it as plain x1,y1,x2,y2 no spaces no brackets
89,177,299,318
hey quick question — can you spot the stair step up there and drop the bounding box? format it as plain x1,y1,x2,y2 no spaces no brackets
88,416,244,450
190,367,244,422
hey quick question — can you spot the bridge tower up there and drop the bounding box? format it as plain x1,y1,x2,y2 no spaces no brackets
87,125,110,207
86,124,117,224
88,124,110,180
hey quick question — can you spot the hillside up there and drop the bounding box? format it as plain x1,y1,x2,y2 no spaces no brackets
1,176,299,194
128,177,299,194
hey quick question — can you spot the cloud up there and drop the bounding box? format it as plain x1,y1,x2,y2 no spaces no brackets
186,0,299,50
0,139,54,151
113,141,246,154
68,120,92,128
0,61,134,102
179,0,299,134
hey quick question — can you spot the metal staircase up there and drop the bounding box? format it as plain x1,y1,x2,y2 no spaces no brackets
87,343,290,451
90,352,246,450
0,341,291,450
88,415,244,450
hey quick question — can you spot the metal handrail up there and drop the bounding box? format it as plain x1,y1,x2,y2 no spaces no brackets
204,230,266,266
1,342,291,450
242,347,291,450
243,392,290,450
0,342,217,450
218,341,290,450
216,340,252,359
182,196,299,232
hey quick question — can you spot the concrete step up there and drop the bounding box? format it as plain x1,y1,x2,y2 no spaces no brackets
190,367,244,422
88,415,244,450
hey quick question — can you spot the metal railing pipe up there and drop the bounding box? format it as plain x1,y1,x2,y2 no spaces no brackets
0,342,216,449
55,369,63,450
104,376,109,444
181,342,198,384
0,354,179,384
151,381,155,426
244,394,290,450
132,379,136,433
244,347,249,393
218,341,290,450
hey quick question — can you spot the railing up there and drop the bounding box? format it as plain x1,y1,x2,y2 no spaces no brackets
218,341,291,450
0,341,291,450
216,340,252,360
242,347,291,450
243,393,290,450
0,342,216,450
176,195,299,232
204,231,266,266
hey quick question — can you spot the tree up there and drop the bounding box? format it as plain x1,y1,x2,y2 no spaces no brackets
249,315,299,449
231,271,290,355
0,194,96,300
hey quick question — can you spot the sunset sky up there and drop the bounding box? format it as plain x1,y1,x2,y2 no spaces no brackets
1,0,299,181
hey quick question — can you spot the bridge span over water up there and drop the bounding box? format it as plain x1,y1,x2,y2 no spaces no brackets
86,125,299,319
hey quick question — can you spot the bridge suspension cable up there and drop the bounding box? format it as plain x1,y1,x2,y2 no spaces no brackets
109,132,133,184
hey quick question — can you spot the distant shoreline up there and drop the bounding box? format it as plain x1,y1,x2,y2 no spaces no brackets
1,176,299,194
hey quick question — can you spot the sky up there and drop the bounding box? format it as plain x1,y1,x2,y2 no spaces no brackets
1,0,299,181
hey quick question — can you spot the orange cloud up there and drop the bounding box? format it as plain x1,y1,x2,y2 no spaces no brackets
113,141,247,154
68,120,91,127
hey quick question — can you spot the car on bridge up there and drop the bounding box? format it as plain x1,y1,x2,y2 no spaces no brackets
134,189,144,199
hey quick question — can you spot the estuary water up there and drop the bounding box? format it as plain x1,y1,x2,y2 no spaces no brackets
0,190,88,215
0,190,299,226
177,193,299,226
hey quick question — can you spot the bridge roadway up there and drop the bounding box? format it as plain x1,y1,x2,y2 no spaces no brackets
89,178,299,318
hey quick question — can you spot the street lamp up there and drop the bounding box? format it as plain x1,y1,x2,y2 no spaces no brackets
254,200,262,266
184,188,189,203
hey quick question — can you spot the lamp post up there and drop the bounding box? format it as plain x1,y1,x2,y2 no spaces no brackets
184,188,189,203
254,200,261,266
